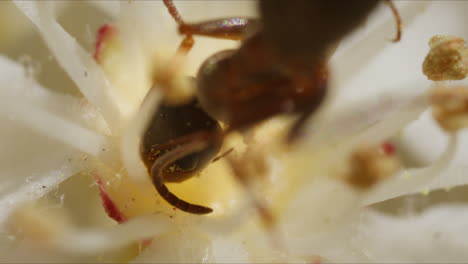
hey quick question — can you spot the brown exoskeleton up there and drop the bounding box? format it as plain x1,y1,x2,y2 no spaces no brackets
141,0,402,214
141,92,223,214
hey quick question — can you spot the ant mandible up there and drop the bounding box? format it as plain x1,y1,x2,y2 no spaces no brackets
141,0,402,215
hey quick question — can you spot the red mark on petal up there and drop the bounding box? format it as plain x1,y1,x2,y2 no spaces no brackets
142,239,153,247
95,177,126,223
382,141,396,155
94,24,116,62
310,256,322,264
95,177,155,247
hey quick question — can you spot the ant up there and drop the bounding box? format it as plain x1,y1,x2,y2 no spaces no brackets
141,0,402,215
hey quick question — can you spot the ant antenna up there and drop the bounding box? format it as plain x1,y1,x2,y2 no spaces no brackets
385,0,402,42
150,132,214,214
155,0,194,100
163,0,185,25
163,0,195,56
212,147,234,163
226,156,275,228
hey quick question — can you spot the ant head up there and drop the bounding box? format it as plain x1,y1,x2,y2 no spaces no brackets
141,97,222,183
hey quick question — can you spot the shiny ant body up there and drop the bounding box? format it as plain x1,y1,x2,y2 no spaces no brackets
141,0,402,214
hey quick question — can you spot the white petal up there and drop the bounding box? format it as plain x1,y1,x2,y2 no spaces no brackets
175,0,257,20
0,56,112,161
399,95,468,168
0,1,36,51
356,205,468,263
131,228,213,263
118,1,178,48
332,1,431,89
13,1,123,130
281,179,362,258
0,163,82,226
55,214,170,255
0,55,118,226
85,0,119,18
363,134,458,205
304,81,429,151
120,89,160,184
333,1,468,103
210,237,250,264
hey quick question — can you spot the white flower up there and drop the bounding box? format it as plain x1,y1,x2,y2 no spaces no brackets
2,1,468,263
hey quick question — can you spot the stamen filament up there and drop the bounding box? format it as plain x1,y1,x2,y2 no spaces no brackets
363,133,458,205
0,165,82,225
0,101,111,160
14,1,123,131
331,1,430,91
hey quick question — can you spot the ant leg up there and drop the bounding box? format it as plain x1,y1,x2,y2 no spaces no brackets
179,18,258,41
163,0,256,41
226,151,286,255
287,107,320,144
212,147,234,163
150,132,213,214
226,156,275,229
287,82,328,144
385,0,402,42
162,0,194,56
163,0,184,25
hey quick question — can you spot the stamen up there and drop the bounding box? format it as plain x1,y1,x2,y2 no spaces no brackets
423,35,468,81
363,134,458,205
346,144,400,189
14,1,123,130
431,85,468,132
10,206,171,255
